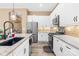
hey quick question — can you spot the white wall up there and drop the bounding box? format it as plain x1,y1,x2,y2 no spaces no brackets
50,3,79,26
27,15,51,27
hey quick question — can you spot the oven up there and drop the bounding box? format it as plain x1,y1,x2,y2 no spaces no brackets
48,32,64,52
48,33,53,51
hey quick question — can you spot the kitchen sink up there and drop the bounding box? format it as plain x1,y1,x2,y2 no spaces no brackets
0,37,24,46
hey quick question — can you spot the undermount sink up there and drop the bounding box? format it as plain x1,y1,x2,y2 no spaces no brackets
0,37,24,46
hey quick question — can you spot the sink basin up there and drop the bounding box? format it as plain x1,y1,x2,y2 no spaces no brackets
0,37,24,46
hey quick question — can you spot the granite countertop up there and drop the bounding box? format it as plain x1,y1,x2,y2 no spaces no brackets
0,34,32,56
54,35,79,49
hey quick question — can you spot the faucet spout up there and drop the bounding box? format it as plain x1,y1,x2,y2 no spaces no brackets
3,21,14,39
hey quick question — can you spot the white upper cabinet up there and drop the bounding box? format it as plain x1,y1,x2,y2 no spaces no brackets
50,3,79,26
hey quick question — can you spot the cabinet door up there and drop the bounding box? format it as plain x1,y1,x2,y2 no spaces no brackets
38,32,43,42
53,37,63,56
23,39,29,56
13,39,29,56
63,47,76,56
13,43,25,56
57,39,75,56
43,33,48,42
38,32,48,42
63,42,79,56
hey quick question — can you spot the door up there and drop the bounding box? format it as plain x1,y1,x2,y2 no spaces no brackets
63,47,76,56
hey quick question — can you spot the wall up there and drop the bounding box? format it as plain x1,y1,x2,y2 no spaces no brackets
10,19,22,33
27,15,51,32
0,9,10,32
0,8,27,34
50,3,79,26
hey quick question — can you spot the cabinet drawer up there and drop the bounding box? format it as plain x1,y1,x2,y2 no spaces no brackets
63,42,79,56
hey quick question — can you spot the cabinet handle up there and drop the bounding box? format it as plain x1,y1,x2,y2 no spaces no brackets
66,46,71,49
24,48,26,54
60,47,63,52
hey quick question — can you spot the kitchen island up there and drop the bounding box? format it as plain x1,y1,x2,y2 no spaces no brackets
0,34,32,56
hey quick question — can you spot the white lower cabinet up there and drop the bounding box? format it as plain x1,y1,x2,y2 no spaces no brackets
63,42,79,56
38,32,48,42
63,47,76,56
9,38,29,56
13,43,25,56
53,37,63,56
24,39,29,56
53,36,79,56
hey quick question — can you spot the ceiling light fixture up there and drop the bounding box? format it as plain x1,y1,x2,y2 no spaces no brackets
9,2,16,20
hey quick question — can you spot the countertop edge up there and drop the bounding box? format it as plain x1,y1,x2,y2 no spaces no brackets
0,34,32,56
53,35,79,50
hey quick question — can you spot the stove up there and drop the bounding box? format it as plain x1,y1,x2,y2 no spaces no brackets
48,32,64,51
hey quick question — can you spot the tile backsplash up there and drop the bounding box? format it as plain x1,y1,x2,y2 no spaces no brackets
38,26,58,32
65,26,79,37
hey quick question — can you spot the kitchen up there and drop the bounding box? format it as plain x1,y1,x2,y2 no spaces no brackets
0,3,79,56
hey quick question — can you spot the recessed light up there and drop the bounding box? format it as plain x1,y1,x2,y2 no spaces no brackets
40,4,43,7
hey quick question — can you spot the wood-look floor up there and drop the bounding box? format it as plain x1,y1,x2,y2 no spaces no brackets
31,42,55,56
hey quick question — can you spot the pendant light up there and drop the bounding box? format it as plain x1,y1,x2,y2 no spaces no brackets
9,3,16,20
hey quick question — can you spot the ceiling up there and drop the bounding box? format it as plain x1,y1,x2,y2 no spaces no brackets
0,3,57,11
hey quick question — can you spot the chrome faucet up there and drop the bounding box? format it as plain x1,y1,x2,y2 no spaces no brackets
3,21,14,39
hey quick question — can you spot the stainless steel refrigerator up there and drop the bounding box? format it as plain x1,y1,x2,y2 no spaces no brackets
27,22,38,43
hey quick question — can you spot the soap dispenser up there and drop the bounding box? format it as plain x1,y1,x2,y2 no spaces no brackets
7,29,12,40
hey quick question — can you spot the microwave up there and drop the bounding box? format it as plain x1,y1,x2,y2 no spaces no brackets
53,15,59,26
